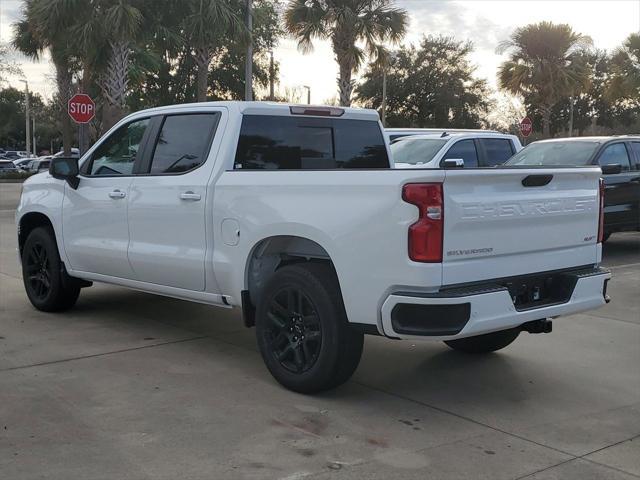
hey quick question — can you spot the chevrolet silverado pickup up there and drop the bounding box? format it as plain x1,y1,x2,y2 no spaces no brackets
16,102,611,393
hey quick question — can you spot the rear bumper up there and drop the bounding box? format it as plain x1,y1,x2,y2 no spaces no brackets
380,267,611,340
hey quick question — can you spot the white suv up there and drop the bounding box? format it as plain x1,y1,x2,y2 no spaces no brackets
390,131,523,169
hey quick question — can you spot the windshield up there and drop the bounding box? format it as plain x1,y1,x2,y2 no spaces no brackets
390,137,448,165
506,141,600,167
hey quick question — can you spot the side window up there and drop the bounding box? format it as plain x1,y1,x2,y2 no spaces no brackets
443,139,478,167
631,142,640,169
598,143,631,171
479,138,514,166
148,113,220,174
234,115,389,170
87,118,149,176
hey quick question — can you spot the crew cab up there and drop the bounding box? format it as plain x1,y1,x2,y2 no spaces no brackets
390,132,523,168
16,102,610,393
506,136,640,240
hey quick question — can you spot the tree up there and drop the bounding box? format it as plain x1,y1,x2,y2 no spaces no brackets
12,0,80,154
126,0,280,108
0,43,23,85
356,36,490,128
0,87,61,153
181,0,246,102
497,21,592,137
608,33,640,103
73,0,145,129
284,0,407,106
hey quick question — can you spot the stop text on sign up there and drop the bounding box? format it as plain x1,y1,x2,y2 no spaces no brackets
68,93,96,124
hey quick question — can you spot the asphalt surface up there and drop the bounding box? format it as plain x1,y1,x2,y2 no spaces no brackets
1,182,639,480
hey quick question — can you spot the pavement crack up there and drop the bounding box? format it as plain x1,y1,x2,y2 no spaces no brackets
0,335,208,373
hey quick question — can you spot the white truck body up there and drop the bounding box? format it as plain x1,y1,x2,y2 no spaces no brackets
16,101,610,390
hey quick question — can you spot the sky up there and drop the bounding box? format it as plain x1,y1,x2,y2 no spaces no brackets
1,0,639,103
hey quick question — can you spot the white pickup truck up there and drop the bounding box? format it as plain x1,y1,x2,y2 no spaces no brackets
16,102,611,393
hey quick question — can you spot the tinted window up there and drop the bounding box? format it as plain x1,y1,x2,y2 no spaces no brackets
632,142,640,168
506,141,599,166
599,143,631,171
479,138,514,166
149,114,219,174
443,140,478,167
88,118,149,175
234,115,389,170
390,137,447,165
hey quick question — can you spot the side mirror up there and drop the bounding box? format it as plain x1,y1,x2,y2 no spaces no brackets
601,164,622,175
50,157,80,189
442,158,464,169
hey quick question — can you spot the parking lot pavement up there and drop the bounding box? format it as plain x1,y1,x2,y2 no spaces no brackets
1,183,639,480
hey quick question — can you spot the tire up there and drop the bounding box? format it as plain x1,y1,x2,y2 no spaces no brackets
444,328,520,354
21,226,81,312
255,263,364,394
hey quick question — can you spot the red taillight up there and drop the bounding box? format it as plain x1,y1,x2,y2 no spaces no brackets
598,178,605,243
402,183,443,262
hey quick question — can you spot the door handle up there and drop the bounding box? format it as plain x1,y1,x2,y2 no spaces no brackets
180,191,201,201
109,189,126,199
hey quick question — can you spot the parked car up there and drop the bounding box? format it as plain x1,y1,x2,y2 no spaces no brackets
391,132,523,168
506,136,640,240
0,160,19,175
3,150,31,160
13,158,34,170
385,128,500,143
52,148,80,158
28,157,52,173
16,102,610,393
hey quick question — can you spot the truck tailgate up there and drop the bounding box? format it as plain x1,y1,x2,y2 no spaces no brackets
442,167,602,285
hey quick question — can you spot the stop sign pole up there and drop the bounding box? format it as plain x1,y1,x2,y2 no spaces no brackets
68,93,96,155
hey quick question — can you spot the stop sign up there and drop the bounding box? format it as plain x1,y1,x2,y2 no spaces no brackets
520,117,533,137
68,93,95,124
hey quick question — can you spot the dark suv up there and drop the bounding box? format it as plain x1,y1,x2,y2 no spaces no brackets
506,136,640,240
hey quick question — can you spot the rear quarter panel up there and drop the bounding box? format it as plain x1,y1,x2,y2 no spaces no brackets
213,169,446,326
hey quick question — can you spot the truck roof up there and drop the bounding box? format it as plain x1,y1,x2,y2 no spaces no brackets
533,135,640,144
386,127,500,134
128,101,381,122
400,132,517,140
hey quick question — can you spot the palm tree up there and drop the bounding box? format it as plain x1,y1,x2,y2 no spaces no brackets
86,0,144,129
284,0,407,107
12,0,80,155
608,33,640,102
497,21,592,138
181,0,246,102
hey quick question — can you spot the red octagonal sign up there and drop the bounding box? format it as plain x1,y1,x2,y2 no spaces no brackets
68,93,96,124
520,116,533,137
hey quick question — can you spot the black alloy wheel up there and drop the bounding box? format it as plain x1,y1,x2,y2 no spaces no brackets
24,240,52,301
265,287,322,373
255,263,364,393
21,226,81,311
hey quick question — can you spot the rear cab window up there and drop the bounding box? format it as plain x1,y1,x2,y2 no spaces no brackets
478,138,514,166
234,115,389,170
631,142,640,169
598,143,631,171
146,113,220,174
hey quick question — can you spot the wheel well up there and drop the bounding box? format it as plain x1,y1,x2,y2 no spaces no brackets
18,212,54,255
243,236,337,327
